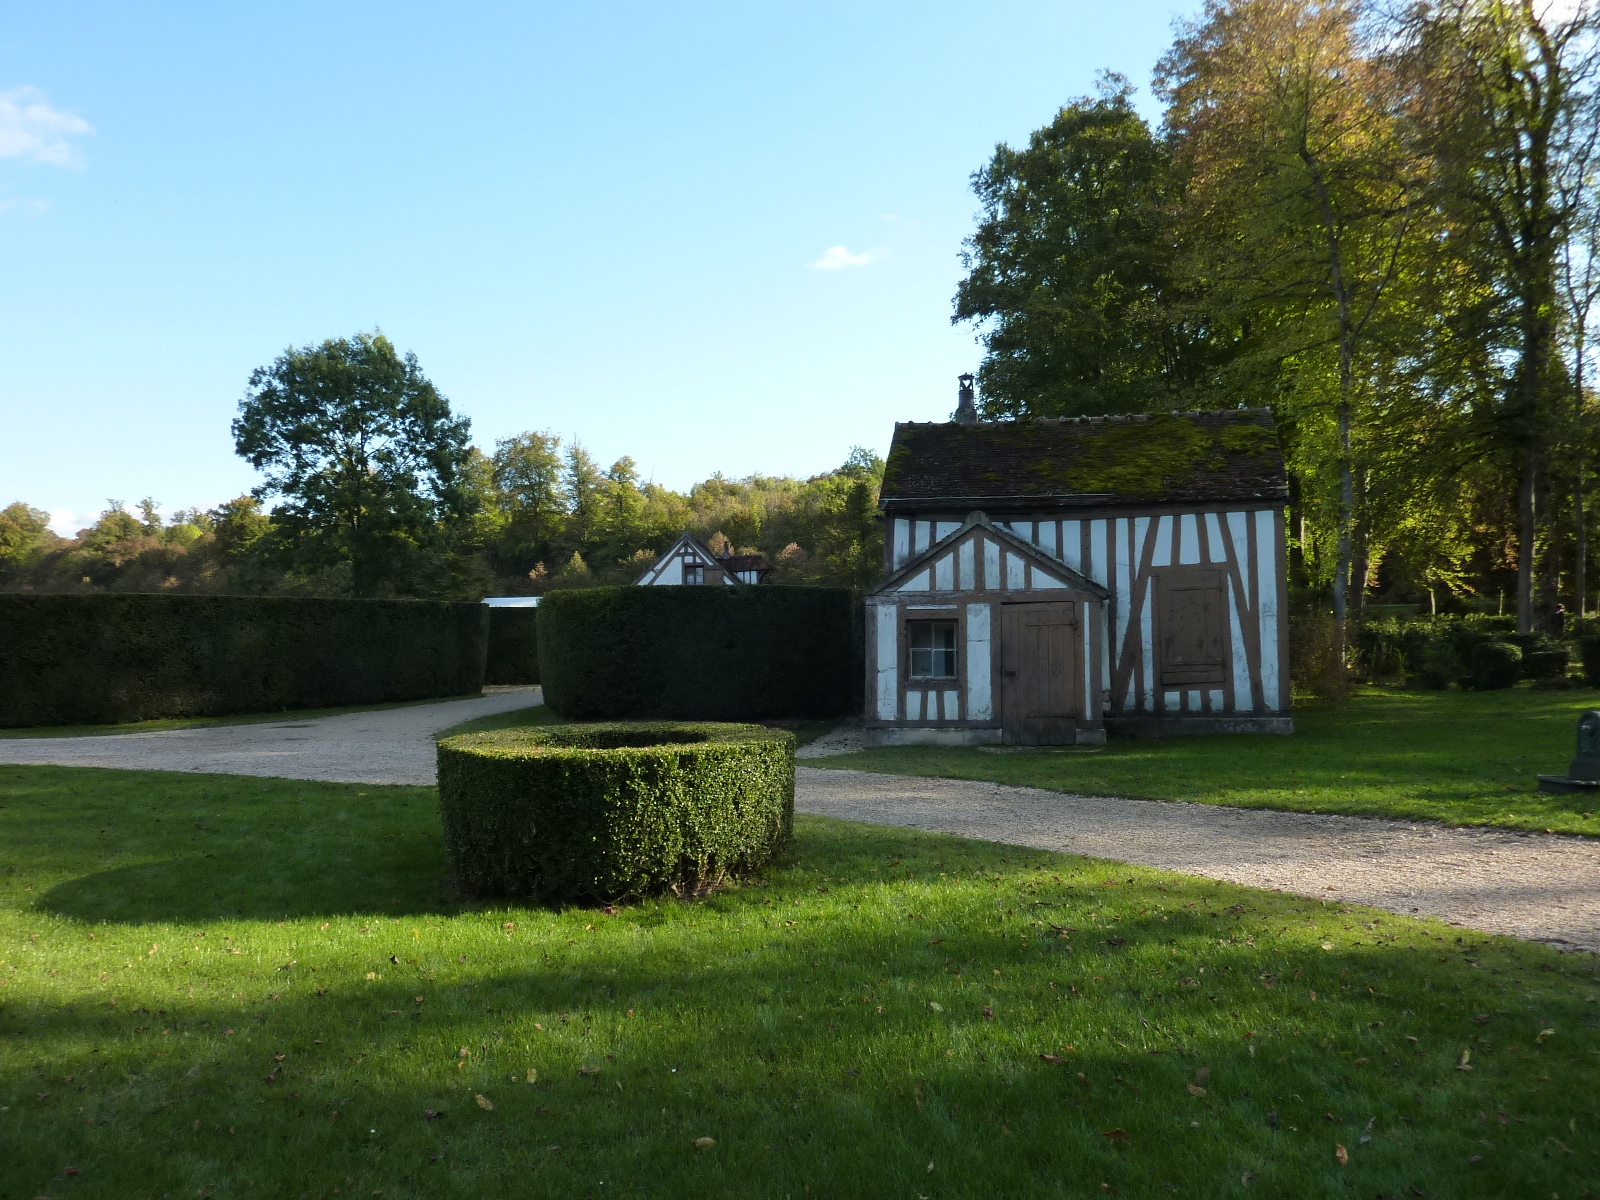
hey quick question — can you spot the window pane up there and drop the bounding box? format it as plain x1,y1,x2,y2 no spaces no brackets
907,620,957,679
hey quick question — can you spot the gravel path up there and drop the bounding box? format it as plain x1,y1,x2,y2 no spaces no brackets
797,767,1600,953
0,687,539,786
4,698,1594,951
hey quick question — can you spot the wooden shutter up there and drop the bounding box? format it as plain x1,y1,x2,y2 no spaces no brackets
1157,568,1228,687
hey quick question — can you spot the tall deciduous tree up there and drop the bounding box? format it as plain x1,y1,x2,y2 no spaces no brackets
232,332,473,597
1160,0,1423,658
1398,0,1600,631
953,75,1222,417
491,431,567,572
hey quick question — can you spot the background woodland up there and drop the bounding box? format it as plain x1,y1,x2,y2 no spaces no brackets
7,0,1600,646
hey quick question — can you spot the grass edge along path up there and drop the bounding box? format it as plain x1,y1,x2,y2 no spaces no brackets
0,691,521,741
2,764,1597,1198
807,686,1600,837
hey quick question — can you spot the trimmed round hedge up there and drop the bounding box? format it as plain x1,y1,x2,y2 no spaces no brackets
436,722,794,902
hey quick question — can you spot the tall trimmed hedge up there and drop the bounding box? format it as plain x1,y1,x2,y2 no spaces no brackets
0,593,488,727
485,607,539,685
538,586,860,720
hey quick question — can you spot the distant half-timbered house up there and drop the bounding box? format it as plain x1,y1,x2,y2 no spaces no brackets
636,533,774,586
866,394,1291,745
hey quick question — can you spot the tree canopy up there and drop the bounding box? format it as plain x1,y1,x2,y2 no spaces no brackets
954,0,1600,638
231,332,474,597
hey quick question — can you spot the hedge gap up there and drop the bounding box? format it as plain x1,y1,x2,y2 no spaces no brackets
485,607,539,685
537,585,860,720
0,593,488,727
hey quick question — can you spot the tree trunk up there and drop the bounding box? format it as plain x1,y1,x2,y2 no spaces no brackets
1350,526,1370,618
1535,463,1560,629
1517,447,1538,634
1333,398,1353,661
1287,472,1307,589
1578,466,1588,620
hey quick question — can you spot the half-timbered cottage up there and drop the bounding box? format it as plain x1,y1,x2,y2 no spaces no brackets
636,533,774,586
866,399,1291,745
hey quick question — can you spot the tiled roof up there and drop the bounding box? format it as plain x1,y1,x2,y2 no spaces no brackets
880,409,1287,508
719,554,771,572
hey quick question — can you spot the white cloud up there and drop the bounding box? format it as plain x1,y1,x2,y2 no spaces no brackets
0,194,50,217
0,87,92,167
48,508,95,537
807,245,878,271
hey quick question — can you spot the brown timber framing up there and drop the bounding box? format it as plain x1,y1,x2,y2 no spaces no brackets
882,501,1289,719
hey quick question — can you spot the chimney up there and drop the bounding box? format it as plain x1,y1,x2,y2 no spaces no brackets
954,373,978,425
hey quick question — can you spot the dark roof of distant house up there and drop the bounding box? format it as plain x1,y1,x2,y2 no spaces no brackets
879,409,1288,510
719,553,771,573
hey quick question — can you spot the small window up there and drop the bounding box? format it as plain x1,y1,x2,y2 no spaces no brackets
908,620,958,679
683,563,704,585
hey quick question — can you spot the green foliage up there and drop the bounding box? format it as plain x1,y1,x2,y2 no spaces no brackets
954,76,1226,417
436,721,793,901
0,593,487,727
6,766,1600,1198
484,607,539,685
1581,634,1600,687
538,585,860,720
1460,639,1522,690
0,502,54,580
232,331,474,597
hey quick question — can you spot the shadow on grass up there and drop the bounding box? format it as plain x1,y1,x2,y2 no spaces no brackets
4,909,1597,1199
6,764,1600,1195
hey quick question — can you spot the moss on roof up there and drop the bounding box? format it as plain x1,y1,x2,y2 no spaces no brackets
880,410,1286,506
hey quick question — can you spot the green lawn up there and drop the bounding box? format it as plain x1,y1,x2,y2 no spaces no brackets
809,686,1600,836
3,765,1597,1198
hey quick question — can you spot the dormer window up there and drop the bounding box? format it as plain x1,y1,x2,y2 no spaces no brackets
683,563,705,585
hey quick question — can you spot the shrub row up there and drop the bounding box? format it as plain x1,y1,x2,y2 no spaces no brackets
537,586,861,720
1355,614,1573,690
485,607,539,685
0,593,488,727
436,722,794,901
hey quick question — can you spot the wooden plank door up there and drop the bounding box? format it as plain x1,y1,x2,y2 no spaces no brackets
1000,602,1081,745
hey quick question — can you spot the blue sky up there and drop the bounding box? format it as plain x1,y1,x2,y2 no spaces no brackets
1,1,1189,536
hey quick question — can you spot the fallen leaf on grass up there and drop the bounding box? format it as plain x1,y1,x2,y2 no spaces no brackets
423,1109,443,1121
981,1006,995,1020
1335,1143,1349,1166
578,1067,601,1077
1537,1028,1555,1042
1457,1050,1473,1072
693,1137,715,1148
475,1094,494,1110
927,1002,943,1013
65,1167,80,1176
1186,1083,1206,1097
526,1069,538,1084
1195,1066,1211,1086
1102,1128,1130,1144
1040,1054,1068,1066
